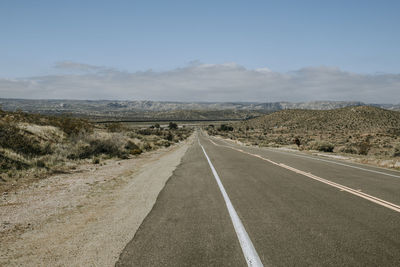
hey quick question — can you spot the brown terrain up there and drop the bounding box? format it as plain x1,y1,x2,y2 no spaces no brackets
207,106,400,169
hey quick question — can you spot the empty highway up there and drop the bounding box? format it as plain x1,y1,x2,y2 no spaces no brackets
117,131,400,266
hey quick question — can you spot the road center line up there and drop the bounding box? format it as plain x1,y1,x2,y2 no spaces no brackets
198,139,264,267
213,136,400,179
267,148,400,179
208,138,400,213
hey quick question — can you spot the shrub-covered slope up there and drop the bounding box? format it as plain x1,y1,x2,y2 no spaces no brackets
243,106,400,134
0,109,192,191
208,106,400,157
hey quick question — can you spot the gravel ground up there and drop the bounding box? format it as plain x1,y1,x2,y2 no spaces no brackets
0,135,193,266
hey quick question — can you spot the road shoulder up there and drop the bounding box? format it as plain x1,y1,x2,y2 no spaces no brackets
0,135,193,266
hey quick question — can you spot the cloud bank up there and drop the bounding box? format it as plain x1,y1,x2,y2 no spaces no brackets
0,61,399,103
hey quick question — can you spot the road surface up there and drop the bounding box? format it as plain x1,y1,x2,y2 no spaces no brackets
116,131,400,266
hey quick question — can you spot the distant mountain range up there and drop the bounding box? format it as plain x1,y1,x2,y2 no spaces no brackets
0,98,398,121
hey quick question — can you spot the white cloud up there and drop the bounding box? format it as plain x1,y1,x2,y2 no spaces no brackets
0,62,399,103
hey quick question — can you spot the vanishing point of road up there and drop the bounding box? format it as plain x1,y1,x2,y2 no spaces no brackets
116,130,400,266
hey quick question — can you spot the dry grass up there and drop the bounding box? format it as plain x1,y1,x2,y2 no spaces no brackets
0,109,193,192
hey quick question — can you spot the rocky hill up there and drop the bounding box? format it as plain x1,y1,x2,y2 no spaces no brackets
209,106,400,158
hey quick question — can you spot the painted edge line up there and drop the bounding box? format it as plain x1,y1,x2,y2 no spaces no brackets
198,139,264,267
208,138,400,213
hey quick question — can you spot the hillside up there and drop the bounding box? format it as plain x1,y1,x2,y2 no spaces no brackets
208,106,400,158
1,99,399,121
0,109,192,192
244,106,400,133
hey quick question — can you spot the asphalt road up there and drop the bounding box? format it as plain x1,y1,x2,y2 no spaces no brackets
116,131,400,266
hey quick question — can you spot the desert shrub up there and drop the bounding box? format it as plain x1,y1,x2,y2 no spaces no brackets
294,138,301,147
69,138,125,159
310,141,334,152
152,129,163,136
54,116,92,136
88,139,124,157
125,140,139,150
138,129,153,135
0,122,52,156
130,148,142,155
155,140,171,147
164,132,174,141
106,122,124,132
92,158,100,164
0,151,30,172
274,135,288,145
357,141,371,155
169,122,178,130
125,141,142,155
35,160,46,168
337,145,358,154
393,144,400,157
219,124,233,131
142,142,152,151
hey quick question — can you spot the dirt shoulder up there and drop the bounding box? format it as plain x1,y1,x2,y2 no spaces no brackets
0,135,194,266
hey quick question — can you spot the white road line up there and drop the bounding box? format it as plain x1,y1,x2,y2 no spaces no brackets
267,149,400,179
198,139,264,267
207,138,400,213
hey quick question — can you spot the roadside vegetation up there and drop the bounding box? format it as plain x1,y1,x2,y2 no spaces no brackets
0,108,192,191
206,106,400,169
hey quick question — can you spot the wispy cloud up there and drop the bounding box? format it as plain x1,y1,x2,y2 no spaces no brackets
54,61,114,73
0,61,399,103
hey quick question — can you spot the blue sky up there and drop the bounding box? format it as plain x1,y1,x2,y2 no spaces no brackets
0,0,399,102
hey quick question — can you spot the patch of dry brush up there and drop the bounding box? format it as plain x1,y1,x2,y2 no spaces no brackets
0,108,192,191
207,106,400,159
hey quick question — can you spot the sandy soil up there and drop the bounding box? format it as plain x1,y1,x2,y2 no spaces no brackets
0,135,193,266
